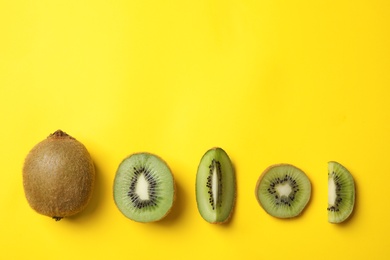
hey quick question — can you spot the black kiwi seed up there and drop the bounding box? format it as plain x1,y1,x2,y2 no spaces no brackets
206,159,223,210
266,174,301,206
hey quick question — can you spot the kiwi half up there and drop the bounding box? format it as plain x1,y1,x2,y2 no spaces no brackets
255,164,311,218
113,153,175,223
196,147,236,224
23,130,95,220
328,161,355,223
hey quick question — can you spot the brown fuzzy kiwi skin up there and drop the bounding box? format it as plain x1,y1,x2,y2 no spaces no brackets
23,130,95,220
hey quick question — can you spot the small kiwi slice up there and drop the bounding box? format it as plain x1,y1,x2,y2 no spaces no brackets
196,147,236,224
328,161,355,223
255,164,311,218
113,152,175,223
23,130,95,220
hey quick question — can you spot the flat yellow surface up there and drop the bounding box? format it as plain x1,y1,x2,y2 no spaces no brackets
1,1,390,259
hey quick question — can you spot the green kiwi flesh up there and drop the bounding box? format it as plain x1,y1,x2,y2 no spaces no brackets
23,130,95,220
328,161,355,223
196,147,236,223
255,164,311,218
113,153,175,223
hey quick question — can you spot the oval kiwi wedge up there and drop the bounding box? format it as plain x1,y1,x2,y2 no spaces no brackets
23,130,95,221
196,147,236,224
113,153,175,223
328,161,355,223
255,164,311,219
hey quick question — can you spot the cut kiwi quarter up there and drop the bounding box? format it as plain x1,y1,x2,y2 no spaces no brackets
113,153,175,223
328,161,355,223
196,147,236,224
255,164,311,219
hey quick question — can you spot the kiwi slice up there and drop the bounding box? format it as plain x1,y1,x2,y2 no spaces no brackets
328,161,355,223
113,152,175,223
23,130,95,220
196,147,236,224
255,164,311,218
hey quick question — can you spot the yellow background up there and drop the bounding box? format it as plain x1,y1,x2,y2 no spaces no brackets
1,0,390,259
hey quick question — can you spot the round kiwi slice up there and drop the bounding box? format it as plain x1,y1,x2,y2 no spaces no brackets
255,164,311,218
113,152,175,223
196,147,236,224
23,130,95,221
328,161,355,223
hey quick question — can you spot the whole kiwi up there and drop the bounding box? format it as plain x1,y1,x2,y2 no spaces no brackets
23,130,95,221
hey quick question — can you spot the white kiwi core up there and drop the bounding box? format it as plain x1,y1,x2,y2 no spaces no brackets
328,177,336,205
135,174,150,200
276,183,292,197
212,166,219,208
